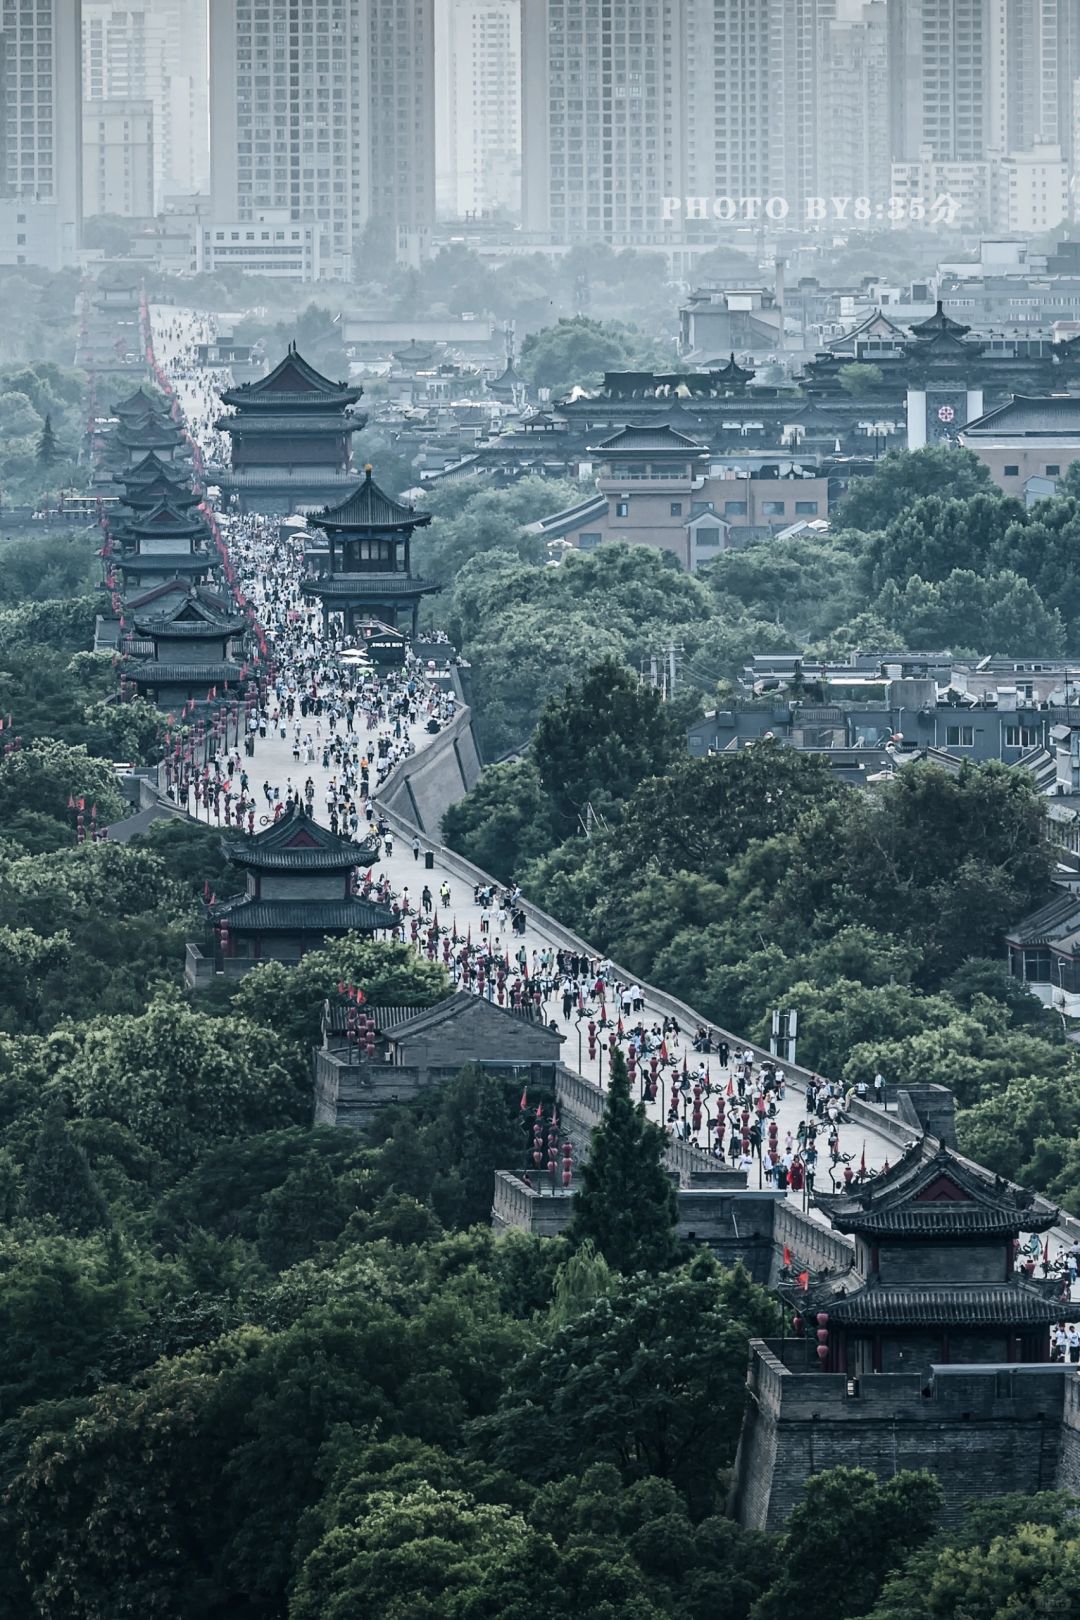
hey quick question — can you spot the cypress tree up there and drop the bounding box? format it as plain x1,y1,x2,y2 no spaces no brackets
568,1047,678,1274
36,412,60,466
26,1102,109,1235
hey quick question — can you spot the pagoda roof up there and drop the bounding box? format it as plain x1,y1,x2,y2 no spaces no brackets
114,498,207,540
116,450,188,484
213,414,365,436
218,342,363,410
125,660,242,685
589,422,706,454
904,327,985,359
827,310,908,351
112,384,164,419
713,351,755,381
308,466,433,533
818,1142,1058,1238
221,801,377,871
125,579,229,612
132,591,245,639
825,1283,1076,1327
393,340,441,365
115,415,184,449
212,895,397,933
117,552,211,574
908,299,971,338
301,573,438,599
122,477,201,510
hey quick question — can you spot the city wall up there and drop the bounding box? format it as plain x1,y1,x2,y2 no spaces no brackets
732,1341,1076,1531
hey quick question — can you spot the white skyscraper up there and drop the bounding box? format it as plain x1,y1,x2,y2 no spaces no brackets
434,0,520,219
81,1,209,208
0,0,83,267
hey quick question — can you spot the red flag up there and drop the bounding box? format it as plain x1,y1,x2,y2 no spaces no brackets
520,1088,528,1112
535,1102,543,1119
356,988,366,1003
659,1040,669,1063
726,1075,734,1098
797,1270,810,1291
783,1245,792,1267
859,1142,867,1175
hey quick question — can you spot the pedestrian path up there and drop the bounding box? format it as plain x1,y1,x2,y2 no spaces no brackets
145,306,981,1223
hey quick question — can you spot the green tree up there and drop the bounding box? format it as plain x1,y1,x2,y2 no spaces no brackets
35,411,60,465
475,1256,774,1511
0,738,126,836
569,1047,678,1275
838,445,993,531
533,656,681,831
520,316,673,397
25,1099,109,1234
441,756,556,883
751,1466,944,1620
838,361,886,398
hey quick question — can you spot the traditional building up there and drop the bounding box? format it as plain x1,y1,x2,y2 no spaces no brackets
116,455,202,511
210,343,367,514
301,465,437,638
124,586,246,712
730,1138,1079,1530
107,408,188,468
186,803,393,984
315,990,565,1129
111,384,167,424
112,498,213,596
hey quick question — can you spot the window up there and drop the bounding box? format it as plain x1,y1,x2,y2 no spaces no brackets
1003,463,1019,476
578,531,602,551
795,500,818,515
1022,948,1052,983
762,500,785,516
724,500,747,516
615,501,629,517
1005,725,1038,749
670,501,682,516
946,725,975,747
1047,464,1061,476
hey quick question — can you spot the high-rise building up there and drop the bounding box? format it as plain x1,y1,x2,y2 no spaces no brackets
81,2,209,208
890,0,990,165
767,0,837,205
521,0,685,247
988,0,1080,167
0,0,83,268
680,0,771,206
367,0,437,259
434,0,520,219
210,0,434,279
83,97,154,218
818,1,890,204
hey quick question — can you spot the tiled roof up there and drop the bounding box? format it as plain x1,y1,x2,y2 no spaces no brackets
125,661,241,684
590,423,705,453
1005,888,1080,946
827,1284,1071,1326
324,1001,436,1035
908,300,971,338
132,618,241,639
384,990,564,1043
962,395,1080,436
218,344,363,408
221,802,378,869
309,466,432,531
213,896,396,932
821,1142,1058,1235
117,553,211,573
301,573,437,597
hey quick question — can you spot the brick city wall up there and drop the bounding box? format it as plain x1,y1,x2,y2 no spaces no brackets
731,1341,1076,1531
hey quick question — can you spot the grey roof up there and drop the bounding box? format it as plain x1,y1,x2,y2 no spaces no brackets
1005,888,1080,947
212,896,396,933
324,1000,437,1035
308,466,432,532
125,660,242,684
301,573,438,597
384,989,564,1044
527,493,608,538
590,423,706,453
221,801,378,870
118,553,212,575
961,394,1080,436
827,1284,1074,1327
820,1141,1058,1236
218,343,363,408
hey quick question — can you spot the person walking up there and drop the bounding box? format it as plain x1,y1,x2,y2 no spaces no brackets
412,836,421,862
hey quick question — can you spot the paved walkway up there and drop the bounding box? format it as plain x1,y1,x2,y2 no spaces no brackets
148,307,1072,1263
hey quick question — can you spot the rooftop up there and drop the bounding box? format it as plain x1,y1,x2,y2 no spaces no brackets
308,466,432,533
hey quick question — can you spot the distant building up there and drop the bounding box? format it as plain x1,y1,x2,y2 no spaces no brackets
958,393,1080,494
200,217,321,282
434,0,521,219
993,144,1069,234
0,0,82,268
82,98,155,220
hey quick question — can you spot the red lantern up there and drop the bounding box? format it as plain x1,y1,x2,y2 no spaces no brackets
816,1328,829,1343
816,1311,829,1327
815,1344,830,1363
791,1314,804,1336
